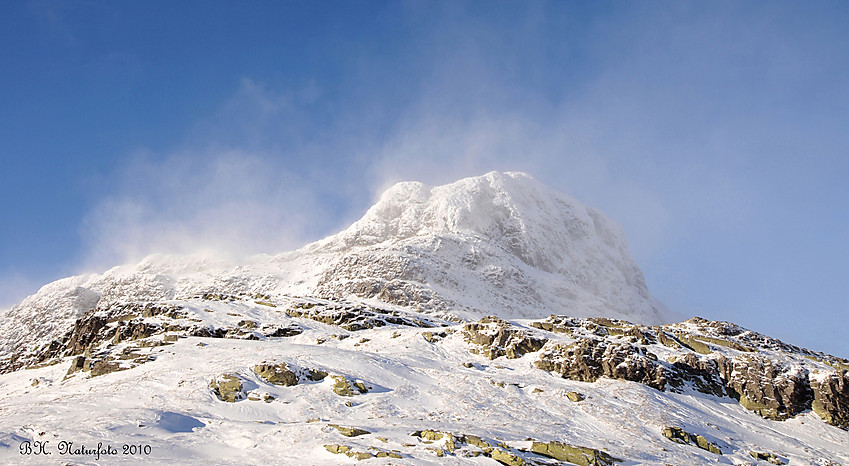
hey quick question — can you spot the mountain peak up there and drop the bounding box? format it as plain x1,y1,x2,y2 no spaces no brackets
317,171,629,260
302,171,663,323
342,171,566,244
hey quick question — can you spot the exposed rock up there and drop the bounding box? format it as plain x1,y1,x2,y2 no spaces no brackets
566,391,585,402
330,375,370,396
726,356,812,421
462,434,495,453
673,332,713,355
286,300,437,330
308,369,329,381
328,424,370,437
210,373,243,402
253,363,298,386
197,292,239,301
246,391,275,403
324,444,372,460
811,370,849,429
667,353,729,397
464,317,547,360
112,320,162,344
412,430,457,452
589,318,656,345
535,338,666,390
656,330,683,349
65,355,86,377
259,324,303,338
427,447,445,457
528,315,849,428
237,320,258,329
88,359,124,377
491,448,526,465
661,426,721,455
253,362,327,387
422,331,446,343
530,441,622,465
749,451,787,465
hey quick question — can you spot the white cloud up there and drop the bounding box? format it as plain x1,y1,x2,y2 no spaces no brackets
78,146,327,271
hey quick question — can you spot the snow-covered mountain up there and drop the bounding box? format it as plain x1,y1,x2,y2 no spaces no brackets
0,172,665,364
0,172,846,464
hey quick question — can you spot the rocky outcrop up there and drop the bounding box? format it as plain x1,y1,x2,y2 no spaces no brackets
1,300,304,374
412,430,459,454
535,338,667,390
328,424,370,437
323,444,373,460
667,353,729,396
749,451,787,465
811,371,849,429
253,363,299,386
253,362,327,387
490,448,526,465
285,300,439,330
422,331,447,343
661,426,721,455
463,317,547,360
210,373,244,402
405,430,621,465
330,375,370,396
529,441,622,465
527,315,849,430
64,344,154,379
725,356,812,420
566,391,585,402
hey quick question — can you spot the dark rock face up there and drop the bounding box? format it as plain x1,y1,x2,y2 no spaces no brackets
535,338,666,390
668,353,728,397
112,320,162,344
812,371,849,429
726,356,813,420
63,315,110,356
463,317,547,360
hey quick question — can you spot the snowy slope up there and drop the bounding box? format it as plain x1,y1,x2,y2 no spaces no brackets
0,294,846,465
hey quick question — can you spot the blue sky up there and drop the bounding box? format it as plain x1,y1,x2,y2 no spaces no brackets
1,1,847,357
